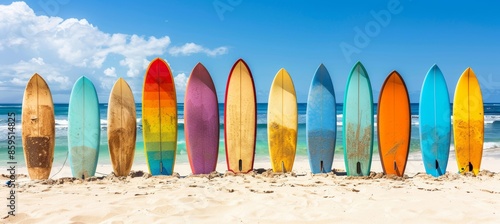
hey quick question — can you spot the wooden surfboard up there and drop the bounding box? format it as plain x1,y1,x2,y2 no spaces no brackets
142,58,177,175
377,71,411,177
343,62,374,176
419,64,451,177
22,73,55,180
453,67,484,175
268,68,298,173
185,63,219,174
68,76,101,179
306,64,336,174
108,78,136,177
224,59,257,173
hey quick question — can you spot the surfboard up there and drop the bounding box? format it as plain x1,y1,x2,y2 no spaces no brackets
108,78,136,177
268,68,298,173
142,58,177,175
185,63,219,174
419,64,451,177
453,67,484,175
377,71,411,176
224,59,257,173
343,62,374,176
68,76,100,179
306,64,336,174
22,73,55,180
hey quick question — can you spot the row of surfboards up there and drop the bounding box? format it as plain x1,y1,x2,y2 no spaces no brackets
21,58,483,180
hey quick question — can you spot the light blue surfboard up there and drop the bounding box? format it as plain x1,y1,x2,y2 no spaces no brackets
68,76,100,179
306,64,336,174
343,62,374,176
419,64,451,177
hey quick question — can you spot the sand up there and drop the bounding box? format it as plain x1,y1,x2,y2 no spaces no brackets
2,151,500,223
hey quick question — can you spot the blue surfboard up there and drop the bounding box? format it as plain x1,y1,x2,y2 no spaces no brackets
343,62,374,176
68,76,101,179
419,64,451,177
306,64,336,174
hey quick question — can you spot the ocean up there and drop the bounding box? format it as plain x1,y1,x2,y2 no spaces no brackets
2,103,500,169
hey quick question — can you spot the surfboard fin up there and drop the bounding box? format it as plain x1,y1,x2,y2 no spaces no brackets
435,160,439,170
468,162,473,172
356,162,361,175
394,160,402,176
320,161,324,173
282,161,286,173
238,159,242,172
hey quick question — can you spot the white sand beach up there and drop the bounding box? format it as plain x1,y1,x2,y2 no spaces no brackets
3,151,500,223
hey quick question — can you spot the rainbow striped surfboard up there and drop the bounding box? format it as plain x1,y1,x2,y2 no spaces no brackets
142,58,178,175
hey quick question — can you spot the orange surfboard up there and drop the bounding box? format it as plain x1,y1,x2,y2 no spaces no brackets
377,71,411,176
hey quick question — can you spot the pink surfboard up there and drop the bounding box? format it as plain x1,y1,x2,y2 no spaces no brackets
184,63,220,174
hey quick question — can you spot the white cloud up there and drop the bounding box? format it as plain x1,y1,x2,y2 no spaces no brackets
0,2,170,90
104,67,116,77
11,78,26,86
6,58,70,88
0,2,228,103
47,74,71,89
169,43,203,56
98,76,117,91
30,57,45,65
18,12,169,75
205,46,229,56
169,43,228,57
174,73,188,94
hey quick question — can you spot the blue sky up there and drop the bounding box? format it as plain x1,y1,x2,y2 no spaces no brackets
1,0,499,103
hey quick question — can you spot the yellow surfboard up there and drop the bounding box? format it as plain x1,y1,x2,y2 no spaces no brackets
453,67,484,175
267,68,298,172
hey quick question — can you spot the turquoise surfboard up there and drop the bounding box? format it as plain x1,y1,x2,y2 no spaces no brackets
68,76,101,179
419,64,451,177
343,62,374,176
306,64,336,174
